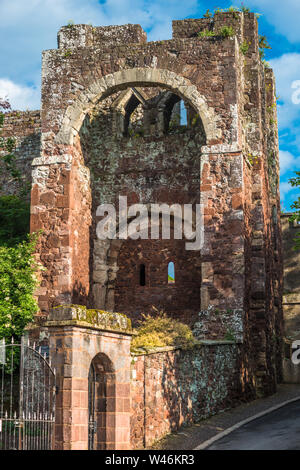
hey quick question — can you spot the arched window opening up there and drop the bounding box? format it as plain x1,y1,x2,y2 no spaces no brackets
123,88,145,137
180,99,188,125
140,264,146,286
163,94,189,134
164,94,180,133
168,261,175,284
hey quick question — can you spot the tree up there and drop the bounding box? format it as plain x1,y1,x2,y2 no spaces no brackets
0,98,39,341
289,171,300,250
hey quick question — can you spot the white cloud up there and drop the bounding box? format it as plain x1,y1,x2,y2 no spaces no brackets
0,0,199,110
280,150,300,175
270,53,300,130
246,0,300,43
0,78,40,110
280,181,292,197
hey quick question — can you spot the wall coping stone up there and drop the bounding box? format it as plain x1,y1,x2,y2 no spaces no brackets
43,319,134,337
131,339,240,356
48,305,132,334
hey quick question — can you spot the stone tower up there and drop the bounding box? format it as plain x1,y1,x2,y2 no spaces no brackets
30,10,283,397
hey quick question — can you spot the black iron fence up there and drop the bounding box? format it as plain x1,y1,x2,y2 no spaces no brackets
0,338,56,450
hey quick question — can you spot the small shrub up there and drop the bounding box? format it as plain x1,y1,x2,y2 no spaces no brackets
197,29,216,38
131,308,196,353
259,34,271,59
203,9,212,18
219,26,235,38
241,5,251,13
240,40,250,55
0,234,40,342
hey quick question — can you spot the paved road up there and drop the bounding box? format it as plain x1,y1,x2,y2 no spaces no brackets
207,400,300,450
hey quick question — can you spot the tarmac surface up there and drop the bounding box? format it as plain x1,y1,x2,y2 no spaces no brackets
207,399,300,450
149,384,300,450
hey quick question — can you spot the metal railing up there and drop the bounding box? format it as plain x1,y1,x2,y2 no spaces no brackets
0,337,56,450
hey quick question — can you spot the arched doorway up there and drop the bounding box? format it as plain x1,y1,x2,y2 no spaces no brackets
88,352,115,450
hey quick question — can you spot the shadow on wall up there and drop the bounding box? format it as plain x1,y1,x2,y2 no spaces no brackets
143,344,245,447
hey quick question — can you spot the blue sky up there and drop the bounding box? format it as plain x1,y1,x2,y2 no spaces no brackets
0,0,299,211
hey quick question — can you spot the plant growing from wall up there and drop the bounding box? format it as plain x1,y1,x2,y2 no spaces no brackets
131,307,196,353
219,26,235,38
198,26,235,39
224,328,236,342
240,40,250,55
203,9,212,18
259,34,271,59
289,171,300,250
198,29,216,38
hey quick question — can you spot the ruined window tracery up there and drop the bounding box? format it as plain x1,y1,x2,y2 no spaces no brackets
123,91,145,137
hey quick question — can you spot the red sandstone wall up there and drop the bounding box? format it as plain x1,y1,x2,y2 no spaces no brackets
29,10,283,398
130,343,244,449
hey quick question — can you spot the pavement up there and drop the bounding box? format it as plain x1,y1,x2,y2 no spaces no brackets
149,384,300,450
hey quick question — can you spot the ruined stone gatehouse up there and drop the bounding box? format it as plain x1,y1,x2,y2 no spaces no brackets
0,11,284,450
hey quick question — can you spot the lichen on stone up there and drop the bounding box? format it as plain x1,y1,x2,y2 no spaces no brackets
52,304,132,332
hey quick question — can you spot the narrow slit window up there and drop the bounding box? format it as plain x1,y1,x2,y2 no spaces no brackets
168,262,175,284
140,264,146,286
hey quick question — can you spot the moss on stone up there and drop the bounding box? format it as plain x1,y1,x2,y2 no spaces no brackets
52,304,132,332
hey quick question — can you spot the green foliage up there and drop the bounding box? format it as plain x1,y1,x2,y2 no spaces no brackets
131,308,196,353
0,100,39,342
63,49,72,58
203,9,212,18
241,5,251,13
0,234,40,342
128,128,144,138
197,29,216,38
0,196,30,246
227,6,240,19
247,153,259,166
191,113,201,127
289,171,300,250
198,26,235,39
209,5,261,19
219,26,235,38
224,328,236,342
240,40,250,55
259,34,271,59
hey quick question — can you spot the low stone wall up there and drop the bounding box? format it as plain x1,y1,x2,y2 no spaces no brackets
130,341,243,449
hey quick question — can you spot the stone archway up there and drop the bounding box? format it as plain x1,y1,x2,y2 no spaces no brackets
55,67,221,146
32,68,221,313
